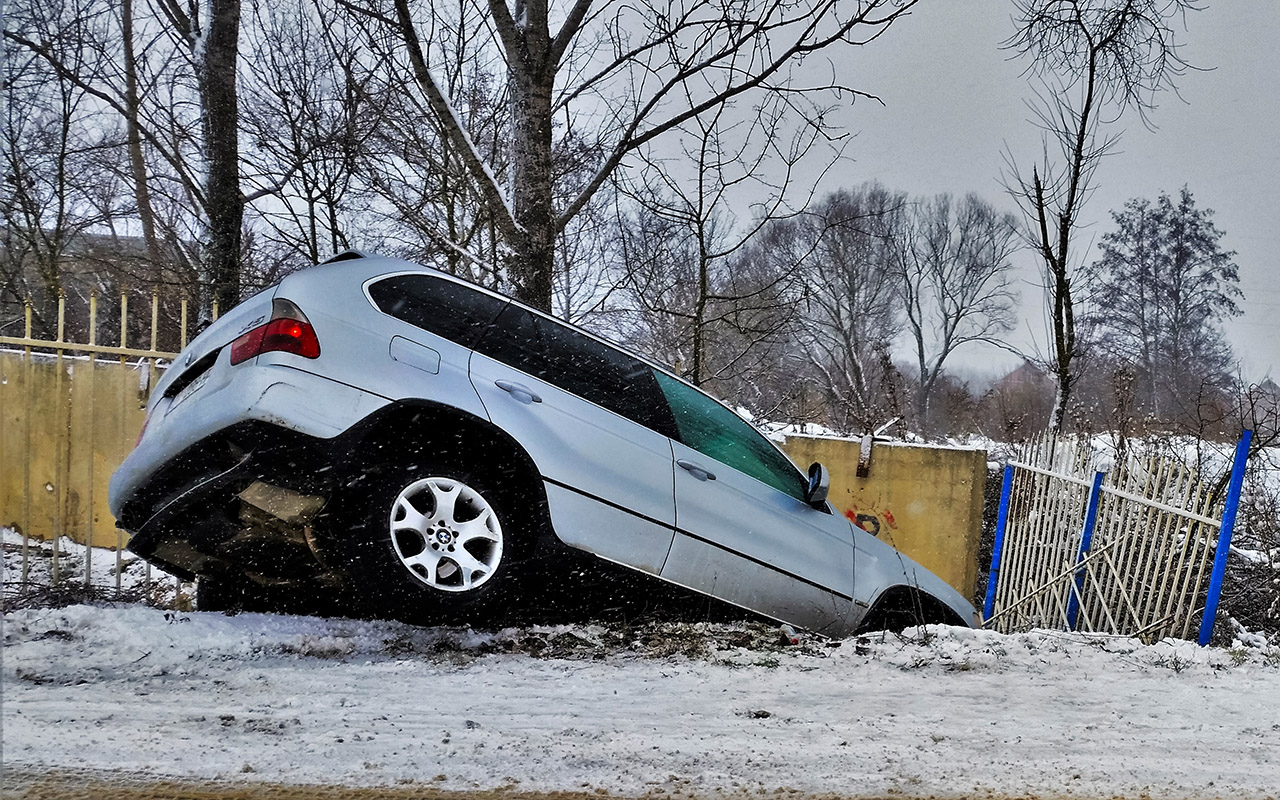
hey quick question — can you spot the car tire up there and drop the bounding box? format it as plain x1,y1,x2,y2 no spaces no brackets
328,457,537,624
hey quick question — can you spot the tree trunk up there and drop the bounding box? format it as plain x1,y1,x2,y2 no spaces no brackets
121,0,161,268
197,0,244,320
505,3,555,313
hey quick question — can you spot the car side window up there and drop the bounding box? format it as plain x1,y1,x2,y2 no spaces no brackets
474,304,679,439
653,370,806,501
368,275,507,348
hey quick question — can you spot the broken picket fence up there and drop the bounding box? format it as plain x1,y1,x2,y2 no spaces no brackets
982,432,1251,645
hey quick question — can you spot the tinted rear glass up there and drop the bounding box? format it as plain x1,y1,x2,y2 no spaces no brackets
368,274,507,348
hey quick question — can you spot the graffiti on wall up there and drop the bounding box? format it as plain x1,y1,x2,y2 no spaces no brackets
844,502,897,538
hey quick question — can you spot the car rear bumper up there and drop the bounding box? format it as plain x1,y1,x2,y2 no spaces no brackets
113,420,348,579
109,363,389,520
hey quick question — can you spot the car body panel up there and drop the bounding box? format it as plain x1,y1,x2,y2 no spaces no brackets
661,533,858,635
110,363,389,520
542,482,674,575
664,439,858,629
853,528,977,621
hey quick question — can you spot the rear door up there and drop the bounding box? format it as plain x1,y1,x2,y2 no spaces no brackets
467,304,678,575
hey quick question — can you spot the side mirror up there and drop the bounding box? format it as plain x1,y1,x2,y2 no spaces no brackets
805,462,830,508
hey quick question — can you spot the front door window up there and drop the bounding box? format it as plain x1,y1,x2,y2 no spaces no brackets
652,371,805,500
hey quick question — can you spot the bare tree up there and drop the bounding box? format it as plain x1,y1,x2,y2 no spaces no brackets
616,96,833,388
794,184,906,433
153,0,245,318
5,0,323,319
239,0,383,272
337,0,509,287
340,0,917,312
894,193,1020,436
0,0,114,337
120,0,162,267
1003,0,1201,432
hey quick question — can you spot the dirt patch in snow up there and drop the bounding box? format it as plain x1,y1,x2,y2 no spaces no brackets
0,769,1210,800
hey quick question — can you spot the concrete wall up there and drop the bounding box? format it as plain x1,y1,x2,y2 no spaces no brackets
781,435,986,598
1,350,156,548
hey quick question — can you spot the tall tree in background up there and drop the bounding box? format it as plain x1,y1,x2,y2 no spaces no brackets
0,0,120,338
1088,187,1240,418
795,184,905,433
347,0,916,313
7,0,248,320
239,0,377,273
894,193,1020,436
1003,0,1200,432
161,0,244,319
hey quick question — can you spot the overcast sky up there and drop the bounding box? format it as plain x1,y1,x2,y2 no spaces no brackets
824,1,1279,382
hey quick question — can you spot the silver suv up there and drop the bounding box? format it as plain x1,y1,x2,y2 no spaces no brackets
109,252,976,634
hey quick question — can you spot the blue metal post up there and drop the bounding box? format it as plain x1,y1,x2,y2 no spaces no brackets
982,464,1015,622
1198,430,1253,646
1066,471,1106,631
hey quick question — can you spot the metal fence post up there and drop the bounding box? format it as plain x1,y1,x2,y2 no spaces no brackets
1197,430,1253,646
982,464,1015,622
1066,471,1106,631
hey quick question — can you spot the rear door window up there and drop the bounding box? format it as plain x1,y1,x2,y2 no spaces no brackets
474,305,678,439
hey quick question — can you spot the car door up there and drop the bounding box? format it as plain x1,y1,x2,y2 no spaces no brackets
652,371,858,635
467,303,678,575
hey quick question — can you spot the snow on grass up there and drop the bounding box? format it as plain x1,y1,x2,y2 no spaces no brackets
4,604,1279,798
2,529,187,610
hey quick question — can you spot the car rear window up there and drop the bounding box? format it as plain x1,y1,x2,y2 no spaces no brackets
368,274,507,348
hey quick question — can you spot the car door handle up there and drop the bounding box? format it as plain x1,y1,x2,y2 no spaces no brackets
495,379,542,404
677,459,716,481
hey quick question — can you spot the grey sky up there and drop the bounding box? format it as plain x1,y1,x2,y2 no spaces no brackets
824,1,1279,382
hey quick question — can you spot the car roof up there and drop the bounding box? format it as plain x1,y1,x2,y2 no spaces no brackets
315,251,673,383
300,250,798,467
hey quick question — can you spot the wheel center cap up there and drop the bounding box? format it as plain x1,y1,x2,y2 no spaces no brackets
434,529,454,545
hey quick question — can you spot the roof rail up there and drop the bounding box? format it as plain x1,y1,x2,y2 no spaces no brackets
321,249,369,264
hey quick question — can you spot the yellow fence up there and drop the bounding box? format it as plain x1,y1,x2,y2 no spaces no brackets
1,294,183,551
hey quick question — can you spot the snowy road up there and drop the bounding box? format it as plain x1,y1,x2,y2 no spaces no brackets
2,606,1278,799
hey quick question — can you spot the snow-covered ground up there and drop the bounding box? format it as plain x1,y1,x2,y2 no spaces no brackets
4,604,1278,799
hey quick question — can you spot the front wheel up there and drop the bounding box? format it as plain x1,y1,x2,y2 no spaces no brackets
330,461,536,623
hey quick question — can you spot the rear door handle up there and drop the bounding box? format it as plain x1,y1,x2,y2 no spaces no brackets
677,459,716,481
495,379,542,404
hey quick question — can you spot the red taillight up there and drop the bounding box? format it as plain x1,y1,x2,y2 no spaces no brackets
229,298,321,365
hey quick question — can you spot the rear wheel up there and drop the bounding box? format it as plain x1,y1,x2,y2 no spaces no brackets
388,476,505,593
329,459,538,624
